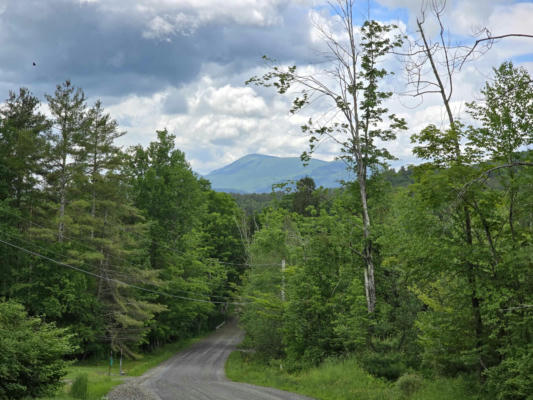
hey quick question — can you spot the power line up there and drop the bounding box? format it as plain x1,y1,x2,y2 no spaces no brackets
0,207,143,268
1,208,275,268
212,259,280,267
501,304,533,311
0,237,247,306
0,230,235,301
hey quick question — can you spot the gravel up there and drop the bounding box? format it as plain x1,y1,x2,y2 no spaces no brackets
138,321,313,400
106,321,312,399
107,383,159,400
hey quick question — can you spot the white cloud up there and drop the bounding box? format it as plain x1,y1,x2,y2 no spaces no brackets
80,0,289,41
51,0,533,175
197,84,268,116
143,13,199,40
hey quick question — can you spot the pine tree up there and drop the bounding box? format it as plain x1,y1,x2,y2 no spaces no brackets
0,88,50,212
45,80,87,242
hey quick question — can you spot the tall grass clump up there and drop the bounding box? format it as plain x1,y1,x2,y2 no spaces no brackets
69,373,88,399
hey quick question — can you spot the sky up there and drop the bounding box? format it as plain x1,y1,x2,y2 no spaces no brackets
0,0,531,174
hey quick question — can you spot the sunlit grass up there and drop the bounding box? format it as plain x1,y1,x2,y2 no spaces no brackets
225,351,480,400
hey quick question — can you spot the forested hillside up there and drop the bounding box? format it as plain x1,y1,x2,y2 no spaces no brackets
0,82,246,397
205,154,353,193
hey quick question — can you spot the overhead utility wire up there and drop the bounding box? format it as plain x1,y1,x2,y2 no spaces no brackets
0,209,254,295
0,230,235,301
0,237,247,306
212,259,280,267
0,208,143,268
1,208,277,268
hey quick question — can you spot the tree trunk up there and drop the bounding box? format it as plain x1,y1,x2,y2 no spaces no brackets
465,205,485,376
508,165,516,243
358,164,376,313
58,135,68,242
58,175,66,242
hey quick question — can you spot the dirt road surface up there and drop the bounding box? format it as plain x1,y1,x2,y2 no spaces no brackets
136,321,314,400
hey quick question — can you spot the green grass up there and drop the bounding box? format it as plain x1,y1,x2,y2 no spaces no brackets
225,351,480,400
42,335,204,400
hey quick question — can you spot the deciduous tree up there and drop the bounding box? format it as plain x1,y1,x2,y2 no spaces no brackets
247,1,407,312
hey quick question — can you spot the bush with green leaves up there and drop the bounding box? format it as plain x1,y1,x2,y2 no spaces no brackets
0,299,75,399
396,373,423,397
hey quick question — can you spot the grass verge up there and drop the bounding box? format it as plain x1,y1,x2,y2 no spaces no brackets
225,351,480,400
42,335,204,400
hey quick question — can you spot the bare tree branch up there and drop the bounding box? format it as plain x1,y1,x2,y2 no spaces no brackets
460,33,533,70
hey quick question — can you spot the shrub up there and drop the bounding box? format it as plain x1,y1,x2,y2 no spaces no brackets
0,299,75,399
396,373,423,397
361,351,407,380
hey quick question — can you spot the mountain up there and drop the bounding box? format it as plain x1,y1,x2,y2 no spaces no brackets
204,154,354,193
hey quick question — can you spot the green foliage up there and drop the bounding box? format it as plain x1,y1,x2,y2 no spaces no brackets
361,351,407,381
0,300,75,399
239,59,532,398
230,192,277,215
485,344,533,400
69,373,88,399
467,61,532,163
291,177,318,216
201,190,247,283
0,88,49,207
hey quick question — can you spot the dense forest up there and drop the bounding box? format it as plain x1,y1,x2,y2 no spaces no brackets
0,68,531,398
0,81,248,397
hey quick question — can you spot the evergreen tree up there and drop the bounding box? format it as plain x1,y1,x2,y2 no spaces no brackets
45,80,87,242
0,88,50,211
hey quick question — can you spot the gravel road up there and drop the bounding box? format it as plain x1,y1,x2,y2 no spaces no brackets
110,321,313,400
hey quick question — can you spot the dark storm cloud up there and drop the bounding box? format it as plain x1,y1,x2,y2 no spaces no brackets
0,0,317,99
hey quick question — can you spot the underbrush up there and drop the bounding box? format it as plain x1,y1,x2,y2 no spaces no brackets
225,351,480,400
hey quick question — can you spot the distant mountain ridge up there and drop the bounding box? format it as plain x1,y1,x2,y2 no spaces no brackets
204,154,353,193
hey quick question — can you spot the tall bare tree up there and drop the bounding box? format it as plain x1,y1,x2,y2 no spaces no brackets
247,0,406,312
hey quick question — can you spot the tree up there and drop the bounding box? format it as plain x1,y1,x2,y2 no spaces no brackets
0,88,50,303
45,81,87,242
78,100,125,233
0,300,75,399
68,101,162,356
128,130,216,345
201,190,247,285
405,2,490,375
292,176,318,216
466,62,533,241
0,88,50,210
129,129,203,268
247,1,406,312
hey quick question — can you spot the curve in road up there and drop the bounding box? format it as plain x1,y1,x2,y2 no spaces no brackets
137,321,314,400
